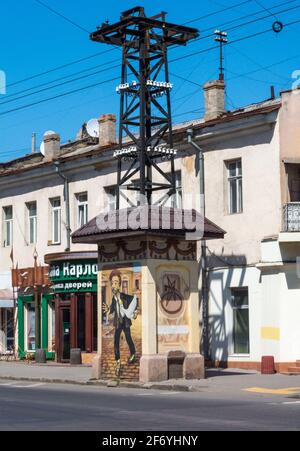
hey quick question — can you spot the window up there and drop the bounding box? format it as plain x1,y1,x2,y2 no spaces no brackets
232,288,249,354
172,172,182,209
50,198,61,245
0,309,14,353
48,302,55,353
227,160,243,214
26,303,36,352
77,193,88,228
6,309,14,352
27,202,37,245
3,206,13,247
77,295,86,352
105,186,117,212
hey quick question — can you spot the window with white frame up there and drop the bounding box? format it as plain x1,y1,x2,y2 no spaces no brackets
227,160,243,214
50,198,61,245
171,171,182,209
48,302,55,352
27,202,37,245
232,288,250,355
77,193,88,228
3,206,13,247
105,186,117,212
25,303,36,352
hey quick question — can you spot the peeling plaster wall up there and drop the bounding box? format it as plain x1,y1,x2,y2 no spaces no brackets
203,114,281,266
279,89,300,205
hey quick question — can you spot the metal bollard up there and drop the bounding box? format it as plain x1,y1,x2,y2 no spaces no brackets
70,349,82,366
35,349,47,364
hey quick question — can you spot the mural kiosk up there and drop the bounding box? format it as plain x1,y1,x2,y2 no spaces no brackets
45,252,98,363
72,207,225,382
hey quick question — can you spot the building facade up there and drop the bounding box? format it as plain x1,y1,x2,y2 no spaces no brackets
1,81,300,372
0,115,188,363
196,87,300,373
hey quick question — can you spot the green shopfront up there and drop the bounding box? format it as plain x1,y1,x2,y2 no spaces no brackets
45,252,98,363
18,293,56,360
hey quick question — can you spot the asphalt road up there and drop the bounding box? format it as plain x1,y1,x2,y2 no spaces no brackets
0,380,300,431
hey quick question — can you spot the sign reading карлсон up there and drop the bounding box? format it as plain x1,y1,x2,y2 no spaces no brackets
49,260,98,293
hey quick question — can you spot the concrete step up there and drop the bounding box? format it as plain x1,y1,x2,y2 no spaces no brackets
287,367,300,373
282,372,300,376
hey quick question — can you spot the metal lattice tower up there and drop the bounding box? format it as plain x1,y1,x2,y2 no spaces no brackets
91,6,199,208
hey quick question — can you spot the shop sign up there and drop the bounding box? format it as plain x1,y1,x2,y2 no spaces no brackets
49,261,98,293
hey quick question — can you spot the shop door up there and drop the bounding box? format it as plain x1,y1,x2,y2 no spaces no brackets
61,308,71,362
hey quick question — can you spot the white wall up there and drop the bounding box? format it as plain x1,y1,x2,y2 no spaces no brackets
204,114,281,265
209,266,262,363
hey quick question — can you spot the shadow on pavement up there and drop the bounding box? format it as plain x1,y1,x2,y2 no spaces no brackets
205,369,257,379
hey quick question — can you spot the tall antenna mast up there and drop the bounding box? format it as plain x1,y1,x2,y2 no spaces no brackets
91,7,199,208
214,30,228,81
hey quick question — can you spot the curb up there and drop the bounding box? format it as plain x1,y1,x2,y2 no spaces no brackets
0,376,204,392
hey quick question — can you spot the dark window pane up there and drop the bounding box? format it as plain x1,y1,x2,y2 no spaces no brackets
234,309,250,354
93,295,98,352
230,180,237,214
77,296,86,351
232,288,250,354
233,289,248,307
62,309,70,360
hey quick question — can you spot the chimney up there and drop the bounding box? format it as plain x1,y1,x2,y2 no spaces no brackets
204,79,225,121
32,133,37,154
98,114,117,146
42,131,61,161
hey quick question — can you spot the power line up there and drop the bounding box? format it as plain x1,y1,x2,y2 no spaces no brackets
2,48,116,91
0,63,120,107
2,0,281,92
5,2,296,108
1,15,300,118
3,0,294,95
186,1,300,45
183,0,253,24
227,52,300,82
199,0,296,34
170,72,202,87
0,58,121,104
252,0,280,20
5,2,244,91
0,76,119,117
33,0,90,34
170,17,300,64
230,44,290,82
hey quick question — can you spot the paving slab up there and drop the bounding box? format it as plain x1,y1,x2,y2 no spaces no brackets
0,362,92,384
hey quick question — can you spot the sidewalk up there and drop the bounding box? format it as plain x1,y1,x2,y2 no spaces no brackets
0,361,92,385
1,362,300,394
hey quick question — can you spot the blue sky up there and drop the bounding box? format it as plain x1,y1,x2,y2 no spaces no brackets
0,0,299,161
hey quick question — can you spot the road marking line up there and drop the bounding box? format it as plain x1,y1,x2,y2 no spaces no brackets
0,382,17,386
136,391,181,396
12,383,45,388
244,387,300,395
281,401,300,405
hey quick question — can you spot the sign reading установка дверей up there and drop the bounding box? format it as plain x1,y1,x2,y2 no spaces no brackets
49,260,98,293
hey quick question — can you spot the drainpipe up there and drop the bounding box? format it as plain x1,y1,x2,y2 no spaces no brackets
187,129,209,360
54,162,71,252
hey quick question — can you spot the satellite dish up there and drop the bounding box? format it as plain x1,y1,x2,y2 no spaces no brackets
86,119,99,138
40,141,45,156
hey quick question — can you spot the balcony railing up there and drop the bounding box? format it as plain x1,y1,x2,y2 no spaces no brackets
283,203,300,232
